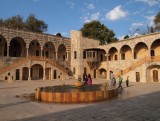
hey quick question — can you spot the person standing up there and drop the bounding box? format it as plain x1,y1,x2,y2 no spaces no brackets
83,72,88,84
110,71,114,86
126,76,129,87
87,73,92,86
118,75,123,90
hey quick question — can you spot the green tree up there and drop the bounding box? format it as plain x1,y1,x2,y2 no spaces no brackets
124,35,129,39
80,21,117,44
25,14,47,32
154,12,160,30
0,14,48,33
2,15,24,30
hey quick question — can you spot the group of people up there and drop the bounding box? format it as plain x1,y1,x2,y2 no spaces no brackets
82,73,92,86
110,71,129,90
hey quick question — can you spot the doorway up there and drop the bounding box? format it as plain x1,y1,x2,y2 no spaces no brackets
136,72,140,82
16,69,20,80
153,70,158,82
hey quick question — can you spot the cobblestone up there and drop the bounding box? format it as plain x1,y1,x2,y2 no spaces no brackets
0,80,160,121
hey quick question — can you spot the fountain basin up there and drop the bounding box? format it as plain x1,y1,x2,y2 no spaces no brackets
35,84,118,103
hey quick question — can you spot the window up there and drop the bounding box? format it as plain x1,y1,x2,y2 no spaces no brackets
45,51,49,57
74,51,77,59
93,52,95,58
63,55,65,60
108,56,111,61
83,51,86,59
134,52,137,59
36,43,39,46
32,42,34,45
121,53,125,60
115,54,118,60
73,67,76,74
151,50,155,56
46,44,48,48
36,50,39,56
0,38,2,43
101,54,103,61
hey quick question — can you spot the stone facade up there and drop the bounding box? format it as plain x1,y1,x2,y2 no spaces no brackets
0,27,160,83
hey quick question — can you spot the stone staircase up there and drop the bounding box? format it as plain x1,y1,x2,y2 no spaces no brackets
114,56,160,78
0,56,69,76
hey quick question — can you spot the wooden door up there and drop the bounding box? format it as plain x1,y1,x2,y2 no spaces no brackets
54,70,57,79
136,72,140,82
153,70,158,82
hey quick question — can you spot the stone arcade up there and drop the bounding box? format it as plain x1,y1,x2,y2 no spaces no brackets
0,27,160,83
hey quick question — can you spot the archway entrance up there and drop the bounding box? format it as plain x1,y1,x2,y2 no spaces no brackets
9,37,26,57
58,44,66,61
98,68,107,79
0,35,7,56
22,67,29,80
31,64,43,80
153,70,158,82
29,40,41,57
134,42,148,59
16,69,20,80
151,39,160,56
43,42,55,59
147,65,160,82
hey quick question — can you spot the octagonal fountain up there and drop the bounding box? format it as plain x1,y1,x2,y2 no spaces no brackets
35,82,118,103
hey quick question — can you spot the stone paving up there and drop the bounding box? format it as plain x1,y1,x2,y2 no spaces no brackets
0,79,160,121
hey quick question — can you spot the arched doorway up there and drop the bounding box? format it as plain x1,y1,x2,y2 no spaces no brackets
22,67,29,80
31,64,43,80
134,42,148,59
150,39,160,56
46,68,51,80
146,65,160,82
43,42,55,59
0,35,7,56
98,68,107,79
108,47,118,61
9,37,26,57
58,44,66,66
29,40,41,57
153,70,158,82
120,45,132,60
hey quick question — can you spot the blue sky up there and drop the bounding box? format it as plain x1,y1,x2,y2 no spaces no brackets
0,0,159,39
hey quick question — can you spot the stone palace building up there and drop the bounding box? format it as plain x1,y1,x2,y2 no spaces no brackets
0,27,160,83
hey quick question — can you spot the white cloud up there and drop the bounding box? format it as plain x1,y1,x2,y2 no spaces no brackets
135,0,159,6
132,22,144,27
106,6,128,21
145,15,155,26
67,0,75,9
91,12,100,20
130,22,144,31
82,12,100,23
88,3,95,10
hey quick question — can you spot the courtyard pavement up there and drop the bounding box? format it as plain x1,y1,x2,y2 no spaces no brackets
0,79,160,121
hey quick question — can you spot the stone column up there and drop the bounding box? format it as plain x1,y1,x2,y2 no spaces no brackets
55,51,58,60
7,45,10,57
26,48,29,57
28,68,31,81
43,68,46,80
41,46,43,57
51,69,53,80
